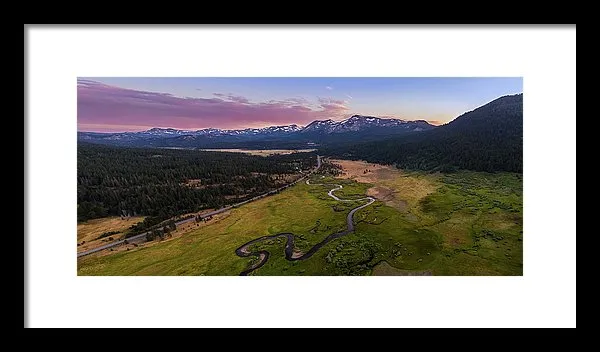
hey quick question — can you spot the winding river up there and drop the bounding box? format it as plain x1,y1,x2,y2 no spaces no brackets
234,179,375,276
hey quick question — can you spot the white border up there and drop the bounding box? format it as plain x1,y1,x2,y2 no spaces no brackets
26,26,576,328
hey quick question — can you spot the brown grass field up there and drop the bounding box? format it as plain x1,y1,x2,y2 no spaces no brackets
331,159,438,220
77,216,145,252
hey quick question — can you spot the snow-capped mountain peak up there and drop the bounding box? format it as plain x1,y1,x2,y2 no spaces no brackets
300,115,426,134
78,115,436,147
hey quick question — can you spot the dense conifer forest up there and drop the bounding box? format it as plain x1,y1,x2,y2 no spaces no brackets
77,143,316,231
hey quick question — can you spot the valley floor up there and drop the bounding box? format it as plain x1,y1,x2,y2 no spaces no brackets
77,159,523,276
198,148,316,156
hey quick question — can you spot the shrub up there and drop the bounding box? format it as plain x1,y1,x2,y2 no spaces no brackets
95,231,120,240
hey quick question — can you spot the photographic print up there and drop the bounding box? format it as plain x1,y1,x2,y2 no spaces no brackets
77,77,523,276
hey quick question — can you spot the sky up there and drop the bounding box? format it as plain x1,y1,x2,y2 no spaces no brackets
77,77,522,132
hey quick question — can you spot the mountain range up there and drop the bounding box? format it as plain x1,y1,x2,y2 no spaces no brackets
78,93,523,172
78,115,436,149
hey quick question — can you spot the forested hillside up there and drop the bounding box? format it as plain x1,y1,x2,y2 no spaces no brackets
322,94,523,172
77,143,316,228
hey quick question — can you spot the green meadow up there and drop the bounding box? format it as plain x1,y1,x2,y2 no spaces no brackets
78,167,522,276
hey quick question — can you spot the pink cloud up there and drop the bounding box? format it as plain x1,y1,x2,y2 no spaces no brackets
213,93,250,104
77,80,349,131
